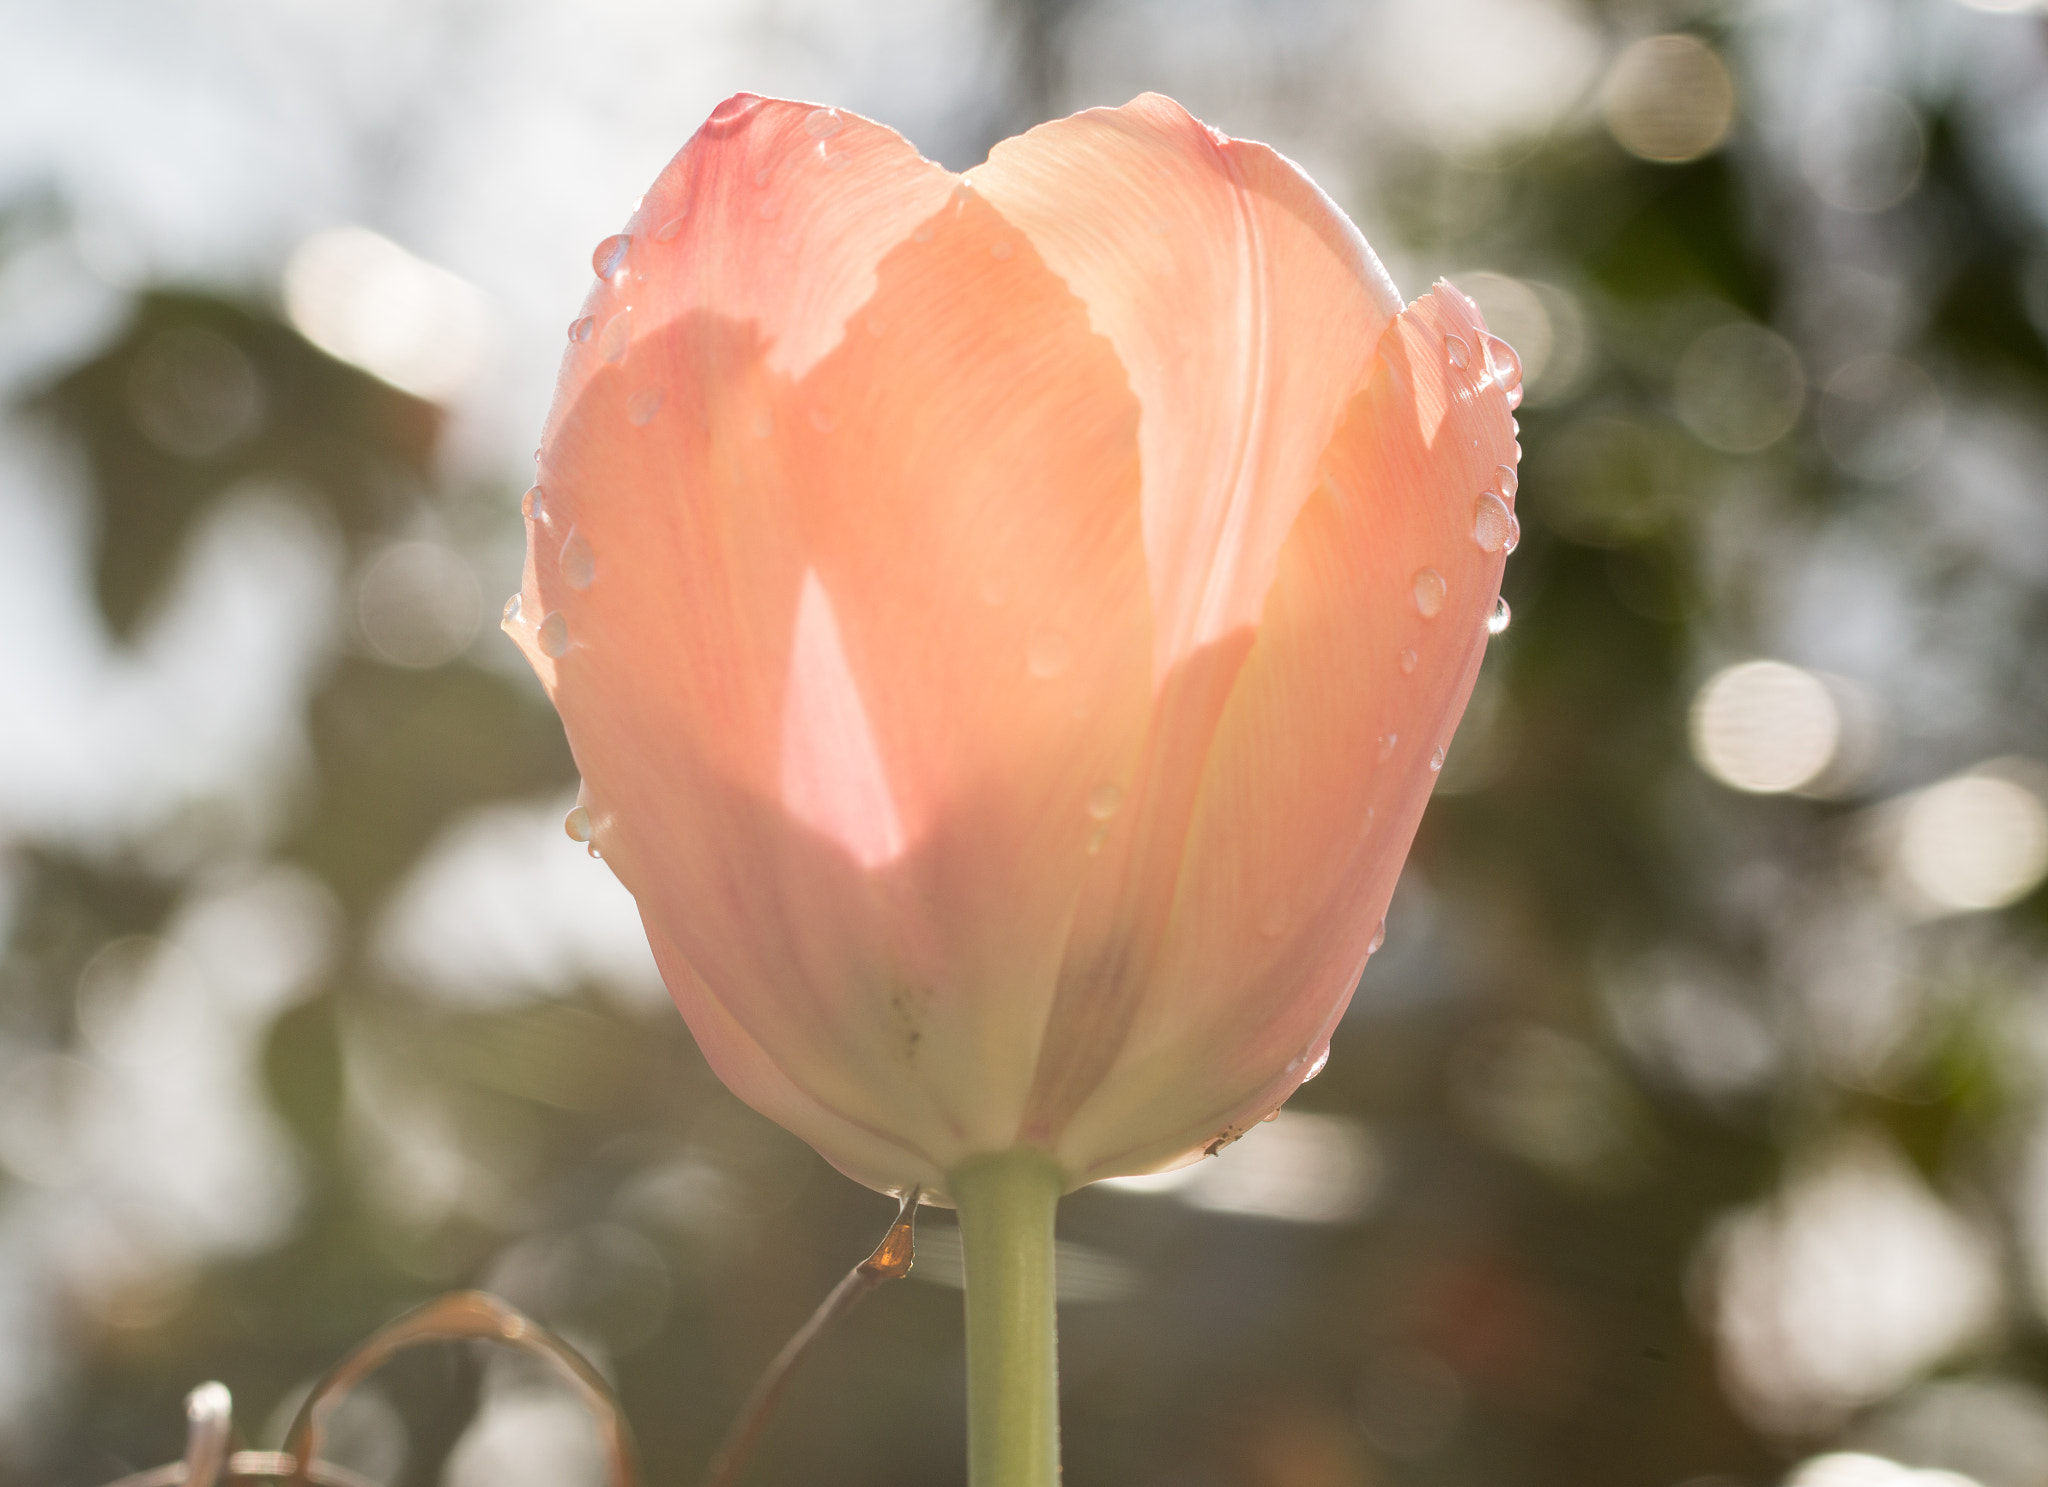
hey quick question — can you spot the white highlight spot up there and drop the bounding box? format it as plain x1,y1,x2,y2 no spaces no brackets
284,226,490,402
1896,770,2048,915
1690,660,1840,794
1098,1113,1379,1224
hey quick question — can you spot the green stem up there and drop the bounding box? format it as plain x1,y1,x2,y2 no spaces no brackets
951,1148,1064,1487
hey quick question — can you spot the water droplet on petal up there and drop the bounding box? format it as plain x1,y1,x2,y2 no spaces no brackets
808,405,837,433
1430,746,1446,772
1303,1046,1331,1081
1086,782,1124,820
1496,463,1519,502
567,315,595,343
1399,647,1419,675
757,197,781,220
1262,1107,1282,1122
703,94,764,134
538,612,570,657
1412,567,1447,617
804,106,844,138
1488,596,1512,635
1445,332,1470,370
653,213,687,242
1084,824,1110,857
626,387,664,426
599,310,632,363
564,806,592,842
501,592,522,625
522,485,547,521
912,221,935,244
561,530,595,590
1484,333,1524,407
1027,626,1073,679
591,234,630,279
1378,733,1398,762
1368,919,1387,954
1473,491,1519,554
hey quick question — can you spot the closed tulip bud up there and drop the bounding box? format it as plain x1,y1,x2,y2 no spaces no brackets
508,93,1518,1205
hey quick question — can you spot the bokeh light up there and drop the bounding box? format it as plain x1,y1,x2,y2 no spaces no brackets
1690,660,1842,795
1820,355,1946,480
1801,90,1926,214
1675,321,1806,453
1602,35,1736,164
1894,769,2048,915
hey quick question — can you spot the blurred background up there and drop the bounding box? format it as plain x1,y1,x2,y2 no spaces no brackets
4,0,2048,1484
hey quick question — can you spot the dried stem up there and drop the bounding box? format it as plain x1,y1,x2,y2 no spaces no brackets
698,1188,920,1487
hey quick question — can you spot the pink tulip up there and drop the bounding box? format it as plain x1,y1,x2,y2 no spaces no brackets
508,92,1519,1204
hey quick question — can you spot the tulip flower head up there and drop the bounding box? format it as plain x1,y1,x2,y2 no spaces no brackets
508,93,1520,1204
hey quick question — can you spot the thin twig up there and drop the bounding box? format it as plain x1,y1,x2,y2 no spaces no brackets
699,1188,921,1487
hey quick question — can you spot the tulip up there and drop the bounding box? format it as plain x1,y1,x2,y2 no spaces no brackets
508,91,1518,1485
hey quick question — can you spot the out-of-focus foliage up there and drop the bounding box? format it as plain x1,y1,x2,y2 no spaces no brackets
4,2,2048,1487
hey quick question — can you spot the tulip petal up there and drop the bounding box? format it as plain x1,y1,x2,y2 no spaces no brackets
546,95,959,429
976,94,1404,684
515,119,1152,1189
1051,283,1517,1182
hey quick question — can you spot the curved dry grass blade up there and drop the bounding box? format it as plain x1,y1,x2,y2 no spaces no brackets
699,1188,920,1487
281,1290,637,1487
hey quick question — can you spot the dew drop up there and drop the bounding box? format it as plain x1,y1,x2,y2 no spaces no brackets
591,233,630,280
1488,595,1512,635
758,197,782,220
703,94,764,134
522,485,547,521
911,222,935,244
626,387,664,426
501,592,522,625
1378,733,1398,762
567,314,596,343
1368,918,1387,954
990,239,1013,260
808,405,837,434
1086,782,1124,821
653,213,687,242
1262,1107,1282,1122
1399,647,1419,676
1484,333,1523,408
587,843,602,859
560,530,595,590
563,806,592,842
1303,1046,1331,1081
1026,626,1073,679
1445,332,1470,371
1430,746,1446,772
599,310,632,364
1412,566,1447,618
804,106,844,139
1084,824,1110,857
537,611,570,657
1473,491,1520,554
1495,463,1519,502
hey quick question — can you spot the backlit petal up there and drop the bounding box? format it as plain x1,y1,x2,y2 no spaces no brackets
976,93,1403,683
